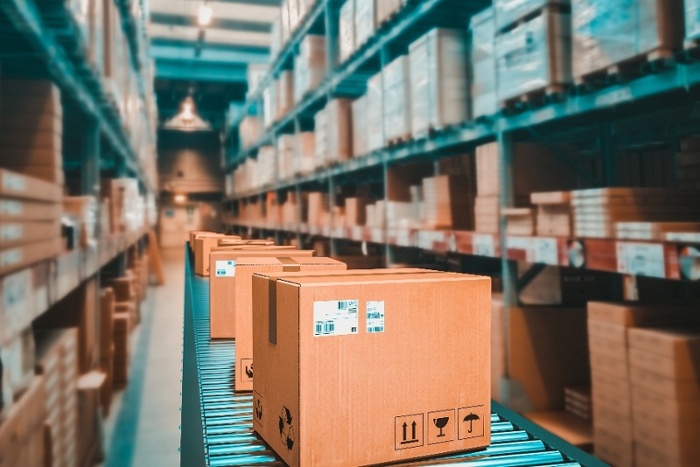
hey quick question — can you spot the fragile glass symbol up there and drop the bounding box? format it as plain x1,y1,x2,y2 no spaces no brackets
433,417,449,437
463,413,480,433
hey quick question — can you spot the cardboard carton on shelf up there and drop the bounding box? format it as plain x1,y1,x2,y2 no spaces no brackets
208,249,317,340
0,375,46,467
77,371,106,466
252,269,491,466
112,312,130,387
339,0,355,63
471,7,498,119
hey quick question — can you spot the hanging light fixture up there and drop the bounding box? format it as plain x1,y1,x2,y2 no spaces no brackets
164,96,212,131
198,1,213,26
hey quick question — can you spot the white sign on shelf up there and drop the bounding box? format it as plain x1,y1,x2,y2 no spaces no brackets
616,242,665,278
396,229,411,247
533,238,559,265
473,234,496,257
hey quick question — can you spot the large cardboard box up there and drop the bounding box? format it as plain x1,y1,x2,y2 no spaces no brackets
193,234,238,275
222,257,347,392
471,8,498,119
0,198,61,222
208,249,317,339
0,237,62,277
77,371,105,466
252,270,491,466
0,168,62,203
0,375,45,467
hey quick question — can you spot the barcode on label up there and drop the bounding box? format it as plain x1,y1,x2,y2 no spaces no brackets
313,299,358,337
366,301,385,333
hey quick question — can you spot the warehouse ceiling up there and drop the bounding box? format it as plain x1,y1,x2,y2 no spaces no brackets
149,0,278,128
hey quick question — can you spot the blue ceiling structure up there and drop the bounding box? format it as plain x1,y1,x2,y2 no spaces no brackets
149,0,278,128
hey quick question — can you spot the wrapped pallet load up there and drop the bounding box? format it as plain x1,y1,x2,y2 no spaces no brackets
572,0,684,83
495,6,572,105
494,0,568,31
471,8,498,119
339,0,355,63
294,35,326,103
383,55,411,143
355,0,376,48
409,28,469,137
367,72,385,152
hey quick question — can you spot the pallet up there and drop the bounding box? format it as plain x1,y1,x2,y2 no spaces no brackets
500,84,567,112
572,48,674,93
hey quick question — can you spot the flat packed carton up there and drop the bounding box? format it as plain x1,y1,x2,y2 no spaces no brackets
222,257,347,391
208,250,317,339
252,270,491,466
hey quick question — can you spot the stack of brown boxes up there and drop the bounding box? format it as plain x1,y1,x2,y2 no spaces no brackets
35,329,79,467
422,175,473,230
532,191,573,237
0,375,46,467
107,273,139,328
587,301,699,467
0,80,63,185
0,169,63,276
252,269,491,466
307,192,330,227
628,328,700,466
99,288,115,414
76,371,106,466
502,208,536,236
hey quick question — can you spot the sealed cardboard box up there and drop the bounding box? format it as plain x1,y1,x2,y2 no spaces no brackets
208,249,317,339
193,234,239,275
252,270,491,466
0,237,62,277
0,168,62,203
627,327,700,360
630,366,700,400
226,257,347,392
587,301,700,327
635,441,698,467
0,198,61,222
629,347,699,380
593,425,634,467
0,375,45,467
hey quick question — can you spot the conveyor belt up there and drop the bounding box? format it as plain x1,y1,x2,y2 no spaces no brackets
182,249,607,467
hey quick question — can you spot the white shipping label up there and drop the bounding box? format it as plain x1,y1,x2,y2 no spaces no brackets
313,299,358,337
533,238,559,265
215,260,236,277
0,200,22,215
0,249,22,267
1,225,23,241
616,242,665,278
473,234,495,257
366,301,385,333
3,173,26,191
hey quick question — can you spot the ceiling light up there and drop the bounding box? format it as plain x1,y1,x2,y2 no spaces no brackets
198,2,213,26
174,194,187,204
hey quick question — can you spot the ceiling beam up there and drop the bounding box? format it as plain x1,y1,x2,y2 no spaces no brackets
149,0,279,23
149,23,271,48
155,58,248,83
151,39,269,61
150,12,272,33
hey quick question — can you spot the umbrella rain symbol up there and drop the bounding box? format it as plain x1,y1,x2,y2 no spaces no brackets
463,412,480,433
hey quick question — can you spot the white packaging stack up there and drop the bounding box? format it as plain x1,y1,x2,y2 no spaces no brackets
276,71,294,120
239,116,261,150
686,0,700,42
258,146,276,188
409,28,469,137
495,8,572,103
326,99,353,164
339,0,356,64
367,73,384,152
294,35,326,103
383,55,411,142
297,132,316,175
277,135,296,181
494,0,566,31
314,107,328,168
572,188,700,238
471,8,498,119
616,222,700,241
376,0,404,25
386,201,417,229
288,0,300,32
355,0,376,48
352,94,369,157
263,85,276,129
572,0,684,82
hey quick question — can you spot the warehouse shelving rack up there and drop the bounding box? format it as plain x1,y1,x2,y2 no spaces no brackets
222,0,700,428
0,0,156,399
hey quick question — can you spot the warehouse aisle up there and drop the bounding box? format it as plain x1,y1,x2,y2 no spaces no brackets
104,248,185,467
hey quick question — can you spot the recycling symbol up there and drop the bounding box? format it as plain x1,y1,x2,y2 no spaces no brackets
279,406,295,451
254,398,263,421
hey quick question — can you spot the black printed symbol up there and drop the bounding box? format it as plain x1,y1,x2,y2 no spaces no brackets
401,421,419,445
279,406,295,451
463,413,480,433
254,398,263,421
433,417,449,437
241,358,253,382
246,363,254,378
395,414,424,450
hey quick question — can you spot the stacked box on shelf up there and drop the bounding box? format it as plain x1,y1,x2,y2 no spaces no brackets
271,11,282,59
532,191,573,237
628,328,700,466
258,145,276,187
282,191,300,225
564,385,592,420
494,0,568,31
276,71,295,120
365,200,386,229
616,222,700,241
35,329,79,467
63,196,98,247
288,0,300,33
502,207,536,235
76,371,106,465
297,132,316,175
0,80,64,185
367,73,384,152
294,35,326,103
277,135,296,181
325,99,353,164
586,301,700,467
471,8,498,119
99,288,115,415
422,175,473,230
307,192,330,227
355,0,376,48
0,169,63,276
572,188,700,238
112,311,130,387
383,56,411,143
263,84,276,129
376,0,405,25
0,328,35,409
239,116,262,150
677,136,700,189
314,107,329,168
386,201,417,229
351,95,368,157
344,197,368,227
280,0,291,45
495,6,571,105
409,28,469,137
0,374,46,467
572,0,684,83
339,0,356,63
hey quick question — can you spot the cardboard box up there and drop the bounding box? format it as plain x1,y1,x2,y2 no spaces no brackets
630,366,700,400
632,385,700,422
0,198,61,222
0,375,46,467
192,234,230,276
112,313,130,386
0,237,62,276
0,168,62,203
208,250,317,340
635,442,698,467
77,371,105,467
632,405,699,445
629,348,699,380
0,220,62,248
252,270,491,466
627,327,700,360
593,425,634,467
339,0,355,63
226,257,347,391
587,301,700,327
589,349,628,380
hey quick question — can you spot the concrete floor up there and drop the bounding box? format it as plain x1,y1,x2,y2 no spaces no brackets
103,247,185,467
